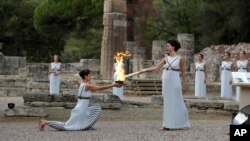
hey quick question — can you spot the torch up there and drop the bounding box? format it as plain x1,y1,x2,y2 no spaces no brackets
114,51,131,84
125,71,142,78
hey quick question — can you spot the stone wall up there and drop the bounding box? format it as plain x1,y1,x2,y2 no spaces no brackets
0,52,26,75
151,95,238,115
198,43,250,82
0,59,102,97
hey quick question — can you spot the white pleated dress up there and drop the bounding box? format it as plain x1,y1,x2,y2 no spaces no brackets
162,56,190,129
49,63,61,95
220,61,233,98
113,63,124,100
236,60,248,101
47,83,101,131
194,62,207,97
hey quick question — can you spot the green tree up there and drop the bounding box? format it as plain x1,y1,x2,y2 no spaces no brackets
135,0,250,53
33,0,103,62
0,0,103,62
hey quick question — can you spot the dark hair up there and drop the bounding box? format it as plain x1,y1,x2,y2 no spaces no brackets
199,54,204,59
51,54,61,62
79,69,91,79
167,40,181,51
240,51,246,55
225,52,231,57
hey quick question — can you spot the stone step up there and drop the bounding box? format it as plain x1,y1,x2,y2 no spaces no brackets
0,87,26,97
151,95,239,112
0,79,27,87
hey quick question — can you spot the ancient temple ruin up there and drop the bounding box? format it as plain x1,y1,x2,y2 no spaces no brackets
100,0,127,79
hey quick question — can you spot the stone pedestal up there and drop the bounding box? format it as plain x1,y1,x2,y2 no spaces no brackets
177,33,195,72
238,85,250,110
100,0,127,80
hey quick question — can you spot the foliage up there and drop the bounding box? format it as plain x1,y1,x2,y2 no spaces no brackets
135,0,250,52
0,0,103,62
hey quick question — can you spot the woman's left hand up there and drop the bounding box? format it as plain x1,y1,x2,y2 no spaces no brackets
113,83,123,88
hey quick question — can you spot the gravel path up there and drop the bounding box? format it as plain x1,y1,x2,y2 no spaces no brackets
0,119,229,141
0,97,231,141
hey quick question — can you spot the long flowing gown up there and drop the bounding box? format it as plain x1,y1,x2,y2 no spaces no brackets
46,83,101,131
162,56,190,129
194,62,207,97
49,63,61,95
236,60,248,101
220,61,233,98
113,63,124,99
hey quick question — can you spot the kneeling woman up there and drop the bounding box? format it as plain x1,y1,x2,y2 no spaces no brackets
39,69,122,131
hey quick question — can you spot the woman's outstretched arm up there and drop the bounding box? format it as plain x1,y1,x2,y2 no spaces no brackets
140,59,165,73
85,83,121,92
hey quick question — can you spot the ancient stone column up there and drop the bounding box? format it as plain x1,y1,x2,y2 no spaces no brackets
177,33,195,72
0,52,5,74
100,0,127,80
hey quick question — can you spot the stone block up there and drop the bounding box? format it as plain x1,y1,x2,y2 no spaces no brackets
100,103,121,109
103,13,127,26
104,0,126,13
186,99,225,109
27,63,49,80
80,59,100,71
30,102,65,107
0,78,27,87
152,40,166,60
224,102,239,111
103,95,121,103
5,106,47,117
23,92,52,102
65,102,76,109
207,109,232,115
0,87,26,97
90,95,104,103
151,95,163,105
54,95,77,102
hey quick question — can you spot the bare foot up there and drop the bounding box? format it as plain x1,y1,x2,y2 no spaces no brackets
39,119,46,131
89,127,96,131
158,127,170,131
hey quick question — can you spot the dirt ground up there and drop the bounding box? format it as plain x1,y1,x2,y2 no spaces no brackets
0,97,231,141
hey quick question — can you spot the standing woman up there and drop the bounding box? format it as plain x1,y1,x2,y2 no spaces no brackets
112,56,124,100
234,51,250,101
39,69,122,131
140,40,190,130
220,52,233,98
49,54,62,95
193,54,207,97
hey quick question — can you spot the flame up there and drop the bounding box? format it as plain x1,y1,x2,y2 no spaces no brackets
114,51,131,81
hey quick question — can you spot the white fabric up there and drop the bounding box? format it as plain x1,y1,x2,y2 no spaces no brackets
113,63,124,99
236,60,248,101
47,83,101,131
194,62,207,97
49,63,61,95
162,56,190,129
220,61,233,98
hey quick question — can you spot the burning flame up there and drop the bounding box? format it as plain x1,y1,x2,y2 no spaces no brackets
114,51,131,81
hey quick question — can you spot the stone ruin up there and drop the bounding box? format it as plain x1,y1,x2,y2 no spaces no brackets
198,43,250,82
1,0,246,117
2,41,250,97
0,52,26,75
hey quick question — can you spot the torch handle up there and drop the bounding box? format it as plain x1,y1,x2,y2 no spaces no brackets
125,71,141,78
